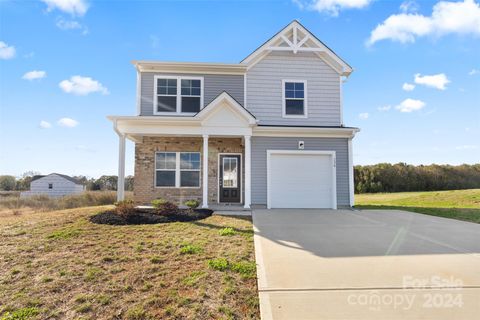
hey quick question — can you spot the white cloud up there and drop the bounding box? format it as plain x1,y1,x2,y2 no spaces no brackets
56,18,88,34
41,0,89,16
56,18,81,29
293,0,373,16
402,82,415,91
377,105,392,112
59,76,109,95
57,117,79,127
414,73,450,90
0,41,15,59
469,68,479,75
400,0,419,13
455,145,478,150
39,120,52,129
358,112,369,120
367,0,480,46
22,70,47,81
395,98,426,112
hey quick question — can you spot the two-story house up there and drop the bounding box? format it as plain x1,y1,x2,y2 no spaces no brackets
108,20,359,209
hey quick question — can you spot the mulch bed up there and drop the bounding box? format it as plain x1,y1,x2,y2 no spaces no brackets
89,208,213,225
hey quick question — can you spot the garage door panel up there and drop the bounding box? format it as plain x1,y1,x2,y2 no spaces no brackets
268,152,335,209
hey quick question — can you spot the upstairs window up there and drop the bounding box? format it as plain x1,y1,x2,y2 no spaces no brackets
155,76,203,114
48,183,53,189
283,80,307,118
157,79,177,113
181,80,201,113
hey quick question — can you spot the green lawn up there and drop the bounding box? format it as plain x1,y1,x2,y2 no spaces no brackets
0,206,259,319
355,189,480,223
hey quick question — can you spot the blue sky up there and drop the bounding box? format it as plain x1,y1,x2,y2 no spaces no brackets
0,0,479,178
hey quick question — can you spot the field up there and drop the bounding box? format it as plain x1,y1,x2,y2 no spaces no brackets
0,191,131,216
0,206,259,319
355,189,480,223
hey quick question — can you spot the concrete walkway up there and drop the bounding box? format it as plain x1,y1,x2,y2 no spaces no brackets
253,209,480,319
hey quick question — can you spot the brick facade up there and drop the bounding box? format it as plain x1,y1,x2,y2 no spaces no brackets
134,136,244,205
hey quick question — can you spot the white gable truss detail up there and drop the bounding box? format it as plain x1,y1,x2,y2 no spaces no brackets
241,20,353,76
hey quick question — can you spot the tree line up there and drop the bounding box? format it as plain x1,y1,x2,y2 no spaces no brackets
0,172,134,191
354,163,480,193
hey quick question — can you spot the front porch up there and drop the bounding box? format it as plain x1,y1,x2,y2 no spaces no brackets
109,92,255,209
133,136,251,208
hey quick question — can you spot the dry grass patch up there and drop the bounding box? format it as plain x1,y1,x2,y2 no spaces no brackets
0,206,259,319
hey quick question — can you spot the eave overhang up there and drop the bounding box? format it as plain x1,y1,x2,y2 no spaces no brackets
132,60,247,75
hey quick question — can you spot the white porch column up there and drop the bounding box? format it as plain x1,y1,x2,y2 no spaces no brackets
202,134,209,208
117,134,126,201
244,135,251,209
348,138,354,207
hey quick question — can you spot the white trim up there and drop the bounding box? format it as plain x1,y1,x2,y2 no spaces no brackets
281,79,307,119
244,73,247,108
153,75,204,116
241,21,353,76
136,70,141,116
154,151,201,189
133,60,247,75
117,134,126,201
266,150,337,209
244,135,251,209
217,153,243,204
253,126,359,138
348,138,354,207
202,135,209,208
339,76,343,126
196,91,257,125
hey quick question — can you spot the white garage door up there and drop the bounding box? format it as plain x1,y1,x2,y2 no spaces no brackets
267,151,336,209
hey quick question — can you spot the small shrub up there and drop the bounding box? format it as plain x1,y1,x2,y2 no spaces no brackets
184,199,200,209
151,199,178,214
208,258,229,271
151,198,167,208
114,199,135,218
218,227,236,236
180,244,202,255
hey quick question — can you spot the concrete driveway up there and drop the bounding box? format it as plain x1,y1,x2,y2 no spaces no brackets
252,209,480,319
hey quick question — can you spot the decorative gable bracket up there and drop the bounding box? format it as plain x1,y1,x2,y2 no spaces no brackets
268,24,321,54
242,20,353,76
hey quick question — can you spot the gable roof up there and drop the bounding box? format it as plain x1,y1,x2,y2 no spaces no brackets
241,20,352,76
32,173,83,185
131,20,352,77
196,91,257,125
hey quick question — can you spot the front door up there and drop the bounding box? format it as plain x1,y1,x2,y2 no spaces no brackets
219,154,241,203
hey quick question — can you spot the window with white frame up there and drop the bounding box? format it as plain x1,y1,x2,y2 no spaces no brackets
283,80,306,117
155,152,176,187
180,80,201,113
155,152,201,187
155,76,203,114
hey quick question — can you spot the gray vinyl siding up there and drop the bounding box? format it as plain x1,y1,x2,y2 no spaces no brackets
246,51,341,126
140,72,244,116
251,137,350,207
